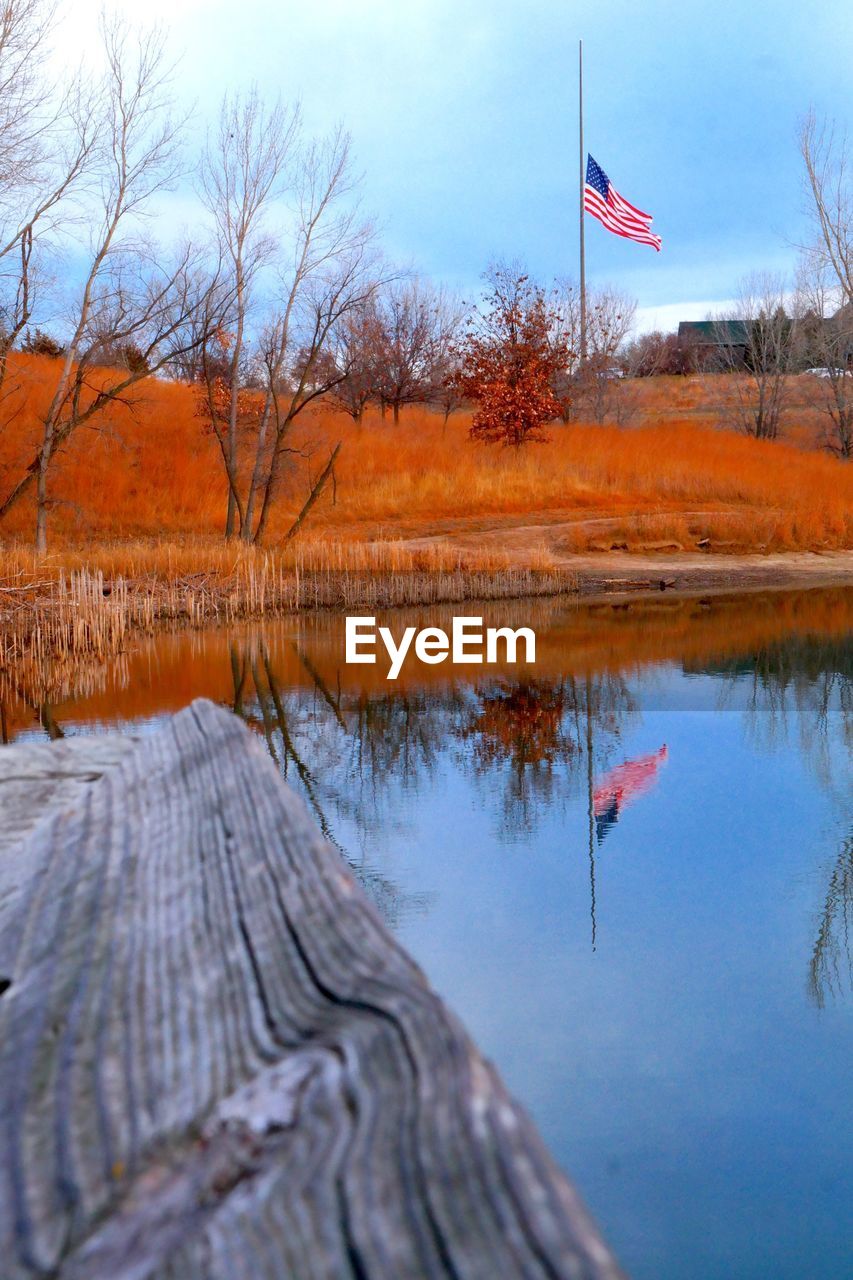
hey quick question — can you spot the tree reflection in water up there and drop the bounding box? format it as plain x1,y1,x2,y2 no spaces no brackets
229,640,445,927
228,634,641,944
2,588,849,985
705,639,852,1008
707,637,852,799
229,621,852,985
455,674,636,840
809,832,853,1009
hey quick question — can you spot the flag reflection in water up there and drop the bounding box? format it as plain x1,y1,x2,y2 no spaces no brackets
593,745,668,844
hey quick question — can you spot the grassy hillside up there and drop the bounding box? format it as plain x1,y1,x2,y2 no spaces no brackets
0,354,851,553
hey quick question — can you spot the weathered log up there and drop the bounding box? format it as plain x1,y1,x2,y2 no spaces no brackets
0,734,133,856
0,699,624,1279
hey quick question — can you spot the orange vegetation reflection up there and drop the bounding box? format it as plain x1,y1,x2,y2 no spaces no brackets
2,586,851,743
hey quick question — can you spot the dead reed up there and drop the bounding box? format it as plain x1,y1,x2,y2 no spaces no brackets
0,539,579,672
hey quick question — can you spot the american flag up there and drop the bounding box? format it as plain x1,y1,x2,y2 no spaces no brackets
584,154,662,251
593,745,668,844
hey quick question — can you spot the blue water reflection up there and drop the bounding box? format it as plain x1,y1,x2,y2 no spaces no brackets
261,612,852,1279
4,590,851,1277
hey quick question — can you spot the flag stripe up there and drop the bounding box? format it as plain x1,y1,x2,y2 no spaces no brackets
583,186,650,234
584,184,661,251
589,214,662,250
608,186,652,224
583,187,662,249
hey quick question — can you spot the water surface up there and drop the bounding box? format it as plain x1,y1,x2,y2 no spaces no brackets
2,588,851,1279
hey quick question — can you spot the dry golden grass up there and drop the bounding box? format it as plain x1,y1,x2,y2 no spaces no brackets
0,355,850,554
323,415,852,549
0,536,545,583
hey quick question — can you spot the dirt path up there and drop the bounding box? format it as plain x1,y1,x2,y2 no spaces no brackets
392,516,853,597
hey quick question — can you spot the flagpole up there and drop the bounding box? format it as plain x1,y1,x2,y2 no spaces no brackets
585,673,596,952
579,38,587,361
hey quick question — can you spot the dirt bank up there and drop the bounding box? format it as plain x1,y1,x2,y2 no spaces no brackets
563,550,853,599
396,517,853,600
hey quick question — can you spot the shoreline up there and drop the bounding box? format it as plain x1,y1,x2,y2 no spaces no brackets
567,549,853,600
1,552,851,681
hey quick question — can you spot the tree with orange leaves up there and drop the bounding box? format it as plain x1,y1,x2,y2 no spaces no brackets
453,265,571,447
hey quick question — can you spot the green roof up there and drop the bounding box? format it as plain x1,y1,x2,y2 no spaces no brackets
677,320,751,344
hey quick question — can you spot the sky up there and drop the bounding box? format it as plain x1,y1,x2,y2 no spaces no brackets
55,0,853,333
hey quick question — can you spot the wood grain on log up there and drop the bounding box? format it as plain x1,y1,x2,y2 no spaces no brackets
0,700,624,1279
0,735,133,856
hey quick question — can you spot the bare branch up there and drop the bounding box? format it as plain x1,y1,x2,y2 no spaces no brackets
800,111,853,307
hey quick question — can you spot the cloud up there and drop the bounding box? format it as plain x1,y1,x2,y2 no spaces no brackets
38,0,853,311
634,299,738,335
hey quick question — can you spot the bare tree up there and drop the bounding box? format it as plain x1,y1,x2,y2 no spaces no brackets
795,251,853,458
426,289,465,421
372,278,457,424
431,345,466,425
0,17,220,551
200,88,300,537
712,273,795,440
550,278,581,421
623,329,694,377
328,280,463,427
578,286,636,423
0,0,53,185
232,127,380,543
0,243,222,547
801,112,853,308
251,229,381,544
197,114,379,543
0,2,99,398
552,280,636,423
586,287,636,368
330,298,381,424
0,0,51,383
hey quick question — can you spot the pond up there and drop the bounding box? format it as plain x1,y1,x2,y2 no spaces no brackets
2,586,851,1280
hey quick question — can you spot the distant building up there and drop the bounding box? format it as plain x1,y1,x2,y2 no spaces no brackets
676,320,751,370
678,307,853,372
